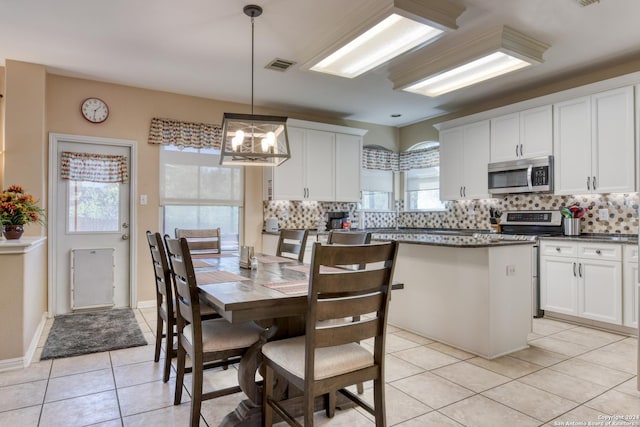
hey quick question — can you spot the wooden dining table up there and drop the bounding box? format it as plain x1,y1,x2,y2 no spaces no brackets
195,252,403,427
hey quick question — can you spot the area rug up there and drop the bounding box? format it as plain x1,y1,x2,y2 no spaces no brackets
40,308,148,360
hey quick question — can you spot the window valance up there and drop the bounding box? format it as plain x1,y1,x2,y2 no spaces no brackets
148,117,223,149
399,147,439,171
61,151,129,183
363,146,439,172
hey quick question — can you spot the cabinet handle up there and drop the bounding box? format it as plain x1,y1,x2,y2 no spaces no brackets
578,263,582,277
592,176,597,191
460,186,463,197
573,262,577,277
515,145,519,157
587,176,591,190
463,186,466,197
556,247,561,252
519,144,523,157
595,249,601,255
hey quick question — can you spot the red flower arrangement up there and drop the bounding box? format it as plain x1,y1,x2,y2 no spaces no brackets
0,185,46,225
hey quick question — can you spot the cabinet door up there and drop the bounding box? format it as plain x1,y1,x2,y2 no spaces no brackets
578,259,622,324
273,127,306,200
439,127,465,200
540,256,578,315
335,133,362,202
490,113,519,162
520,105,553,159
553,97,592,195
463,120,490,199
305,129,335,201
591,86,635,193
623,261,638,328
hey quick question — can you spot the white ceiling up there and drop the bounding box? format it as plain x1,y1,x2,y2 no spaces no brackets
1,0,640,127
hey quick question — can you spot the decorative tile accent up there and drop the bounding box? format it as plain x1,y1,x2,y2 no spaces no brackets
265,193,638,235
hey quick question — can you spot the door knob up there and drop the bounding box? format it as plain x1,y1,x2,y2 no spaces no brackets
122,222,129,229
122,234,129,240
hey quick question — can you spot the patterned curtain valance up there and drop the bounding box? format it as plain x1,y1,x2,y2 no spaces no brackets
61,152,129,183
399,147,439,171
148,117,223,149
362,148,399,171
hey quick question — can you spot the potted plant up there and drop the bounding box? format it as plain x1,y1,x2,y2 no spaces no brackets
0,185,46,240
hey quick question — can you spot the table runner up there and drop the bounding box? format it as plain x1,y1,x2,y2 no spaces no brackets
196,270,249,284
263,280,309,295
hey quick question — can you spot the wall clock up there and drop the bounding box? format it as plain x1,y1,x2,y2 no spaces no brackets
81,97,109,123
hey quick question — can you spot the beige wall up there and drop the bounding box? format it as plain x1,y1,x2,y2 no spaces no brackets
0,252,25,359
0,65,4,188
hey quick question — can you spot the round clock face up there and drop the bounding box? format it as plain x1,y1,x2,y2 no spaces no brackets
81,98,109,123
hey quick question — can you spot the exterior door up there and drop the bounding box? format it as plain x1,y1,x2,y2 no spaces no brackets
50,134,134,315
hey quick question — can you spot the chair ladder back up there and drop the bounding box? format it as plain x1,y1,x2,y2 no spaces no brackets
175,228,222,254
327,230,372,245
314,268,391,295
316,292,384,321
314,317,381,348
146,232,173,306
164,236,201,327
276,229,309,262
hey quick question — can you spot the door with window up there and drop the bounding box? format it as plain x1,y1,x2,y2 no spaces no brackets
52,137,132,315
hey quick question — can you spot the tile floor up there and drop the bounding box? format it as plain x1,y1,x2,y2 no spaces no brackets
0,309,638,426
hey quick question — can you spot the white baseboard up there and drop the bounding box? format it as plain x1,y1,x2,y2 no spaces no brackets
0,312,48,372
136,300,156,309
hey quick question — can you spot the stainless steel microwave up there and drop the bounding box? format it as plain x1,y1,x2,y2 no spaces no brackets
488,156,553,195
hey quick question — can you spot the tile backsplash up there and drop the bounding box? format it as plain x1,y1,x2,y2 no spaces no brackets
264,193,639,235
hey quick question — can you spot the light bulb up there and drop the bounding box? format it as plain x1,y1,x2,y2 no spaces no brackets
236,130,245,141
261,138,269,152
267,132,275,146
232,136,241,151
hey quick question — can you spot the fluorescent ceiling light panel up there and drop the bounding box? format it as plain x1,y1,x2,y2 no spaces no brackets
390,26,550,97
311,14,443,78
404,51,531,97
304,0,465,78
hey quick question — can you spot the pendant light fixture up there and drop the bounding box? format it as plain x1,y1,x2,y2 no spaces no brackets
220,4,290,167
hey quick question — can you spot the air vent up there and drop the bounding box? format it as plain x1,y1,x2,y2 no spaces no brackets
265,58,296,72
576,0,599,6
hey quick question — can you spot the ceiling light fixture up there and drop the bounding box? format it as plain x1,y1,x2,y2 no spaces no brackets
220,5,290,167
390,26,549,97
303,0,465,79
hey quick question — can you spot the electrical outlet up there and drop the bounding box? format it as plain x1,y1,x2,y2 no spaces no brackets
506,265,516,276
140,194,148,205
598,208,609,220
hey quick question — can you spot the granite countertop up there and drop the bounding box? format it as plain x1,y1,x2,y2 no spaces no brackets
540,234,638,244
370,232,534,248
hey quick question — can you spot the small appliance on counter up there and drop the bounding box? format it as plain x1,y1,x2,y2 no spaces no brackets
327,211,348,230
265,217,279,233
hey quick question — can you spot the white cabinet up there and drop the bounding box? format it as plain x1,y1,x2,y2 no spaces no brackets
540,240,622,324
490,105,553,162
335,133,362,202
554,86,635,194
439,120,490,200
264,121,365,202
623,245,638,328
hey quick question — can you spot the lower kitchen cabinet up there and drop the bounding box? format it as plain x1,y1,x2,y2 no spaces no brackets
623,245,638,328
540,240,623,325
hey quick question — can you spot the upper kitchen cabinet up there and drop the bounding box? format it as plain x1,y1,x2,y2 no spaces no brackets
264,120,365,202
490,105,553,162
554,86,635,195
440,120,490,200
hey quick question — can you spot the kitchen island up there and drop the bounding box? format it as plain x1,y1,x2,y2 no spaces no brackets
373,231,534,359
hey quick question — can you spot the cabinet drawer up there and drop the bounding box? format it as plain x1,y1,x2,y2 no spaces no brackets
578,243,621,261
540,241,577,257
623,244,638,262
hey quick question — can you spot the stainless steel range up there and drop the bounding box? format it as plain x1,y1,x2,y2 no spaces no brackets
483,210,564,318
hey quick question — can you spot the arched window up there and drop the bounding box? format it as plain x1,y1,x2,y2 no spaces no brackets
403,142,446,211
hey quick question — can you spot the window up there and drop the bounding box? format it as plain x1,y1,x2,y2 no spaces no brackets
403,142,446,211
68,181,120,232
159,145,243,251
360,168,393,211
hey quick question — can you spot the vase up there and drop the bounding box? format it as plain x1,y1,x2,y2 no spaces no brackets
3,224,24,240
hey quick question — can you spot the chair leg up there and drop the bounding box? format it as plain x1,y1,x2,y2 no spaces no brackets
163,317,174,383
325,391,336,418
263,364,274,427
304,386,315,427
190,352,204,427
373,378,386,427
174,342,186,405
154,314,163,363
357,382,364,394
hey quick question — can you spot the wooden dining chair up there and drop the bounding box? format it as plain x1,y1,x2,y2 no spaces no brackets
276,229,309,262
262,241,399,426
145,231,219,383
175,228,222,256
164,236,264,427
327,230,372,245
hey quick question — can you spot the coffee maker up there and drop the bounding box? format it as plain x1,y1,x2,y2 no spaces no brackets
326,211,348,230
